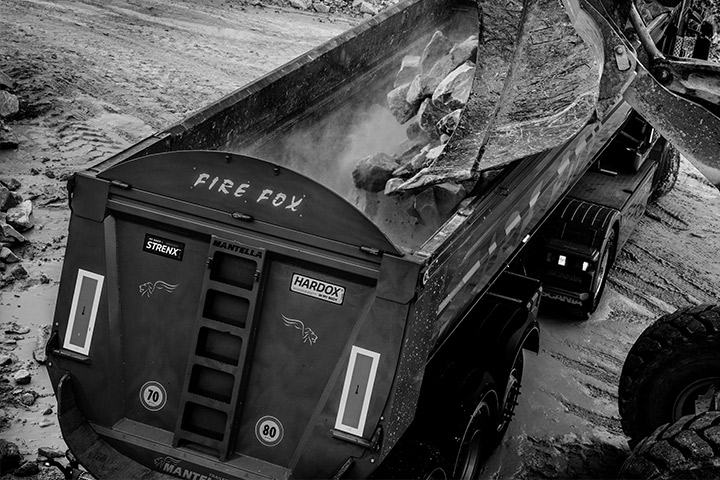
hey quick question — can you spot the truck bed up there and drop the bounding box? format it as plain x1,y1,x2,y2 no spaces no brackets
89,0,478,251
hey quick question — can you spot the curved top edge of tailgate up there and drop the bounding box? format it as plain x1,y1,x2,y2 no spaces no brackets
98,150,402,256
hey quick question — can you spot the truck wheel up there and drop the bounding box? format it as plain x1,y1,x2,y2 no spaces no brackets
651,141,680,201
454,374,499,480
582,227,616,316
618,411,720,480
619,304,720,447
495,350,523,442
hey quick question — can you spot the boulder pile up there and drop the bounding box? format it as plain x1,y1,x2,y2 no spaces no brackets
351,29,480,223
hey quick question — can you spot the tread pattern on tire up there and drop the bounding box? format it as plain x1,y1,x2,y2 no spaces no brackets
651,143,680,201
619,304,720,446
619,411,720,479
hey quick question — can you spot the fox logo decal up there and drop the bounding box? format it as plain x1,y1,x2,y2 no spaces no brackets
139,281,178,298
282,314,318,345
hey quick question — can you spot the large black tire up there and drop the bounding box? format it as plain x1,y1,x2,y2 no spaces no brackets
619,411,720,479
453,374,500,480
650,141,680,201
494,349,523,443
619,304,720,447
582,227,617,317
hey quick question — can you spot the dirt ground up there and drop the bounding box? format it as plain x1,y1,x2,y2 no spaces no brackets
0,1,719,479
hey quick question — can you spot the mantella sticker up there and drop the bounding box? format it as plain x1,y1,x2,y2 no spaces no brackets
143,234,185,261
290,273,345,305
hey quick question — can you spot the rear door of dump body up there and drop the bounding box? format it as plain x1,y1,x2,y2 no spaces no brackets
51,151,420,479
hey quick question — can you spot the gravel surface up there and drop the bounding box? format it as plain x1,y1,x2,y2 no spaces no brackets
1,1,719,479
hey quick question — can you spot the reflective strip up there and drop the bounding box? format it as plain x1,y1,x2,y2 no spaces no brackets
335,346,380,437
63,269,104,356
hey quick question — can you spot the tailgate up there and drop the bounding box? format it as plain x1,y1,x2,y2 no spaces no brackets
48,151,419,479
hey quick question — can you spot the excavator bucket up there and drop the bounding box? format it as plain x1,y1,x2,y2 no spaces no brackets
390,0,606,192
393,0,720,192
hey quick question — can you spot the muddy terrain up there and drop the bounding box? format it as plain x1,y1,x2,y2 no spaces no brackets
1,1,719,479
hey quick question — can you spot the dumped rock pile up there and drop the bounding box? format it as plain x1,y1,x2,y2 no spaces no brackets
277,0,398,18
351,29,481,224
351,0,603,228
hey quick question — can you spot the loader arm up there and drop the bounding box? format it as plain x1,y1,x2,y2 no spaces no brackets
602,0,720,184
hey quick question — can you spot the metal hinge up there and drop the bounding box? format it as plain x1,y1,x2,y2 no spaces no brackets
109,179,131,190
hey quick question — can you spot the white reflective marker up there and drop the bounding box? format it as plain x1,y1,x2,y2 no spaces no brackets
64,269,104,356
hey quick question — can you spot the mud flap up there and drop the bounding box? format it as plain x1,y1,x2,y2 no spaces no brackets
56,374,173,480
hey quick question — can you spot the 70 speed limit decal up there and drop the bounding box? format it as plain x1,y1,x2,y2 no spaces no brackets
139,381,167,411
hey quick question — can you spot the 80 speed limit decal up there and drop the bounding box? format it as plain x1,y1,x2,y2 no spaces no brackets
255,416,284,447
139,381,167,411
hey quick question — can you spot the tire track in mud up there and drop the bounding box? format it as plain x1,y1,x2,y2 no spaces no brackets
608,164,720,316
520,433,628,480
547,350,619,392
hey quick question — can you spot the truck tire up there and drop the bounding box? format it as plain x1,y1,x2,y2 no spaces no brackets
582,227,616,316
651,142,680,201
453,374,500,480
619,304,720,447
618,411,720,480
495,349,523,442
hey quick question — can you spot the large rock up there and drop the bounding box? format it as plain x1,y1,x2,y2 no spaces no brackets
313,2,330,12
13,369,31,385
394,55,420,88
0,178,21,191
14,461,40,477
406,54,454,106
409,182,467,225
359,1,377,14
417,97,450,137
0,247,20,264
0,71,14,91
393,145,433,178
0,185,14,211
419,31,452,73
289,0,310,8
411,187,440,225
0,439,22,474
0,125,18,150
0,91,19,118
434,182,467,216
450,35,478,68
33,326,50,365
352,153,398,192
432,61,475,111
437,109,462,136
387,83,419,124
9,264,28,280
405,121,429,142
6,200,34,232
0,221,26,244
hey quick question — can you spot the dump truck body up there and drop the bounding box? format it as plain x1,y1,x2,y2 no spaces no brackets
46,0,701,477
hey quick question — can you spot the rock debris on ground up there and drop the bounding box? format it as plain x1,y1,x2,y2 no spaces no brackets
0,1,719,479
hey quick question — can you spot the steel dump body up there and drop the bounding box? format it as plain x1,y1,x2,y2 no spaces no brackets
47,0,635,478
